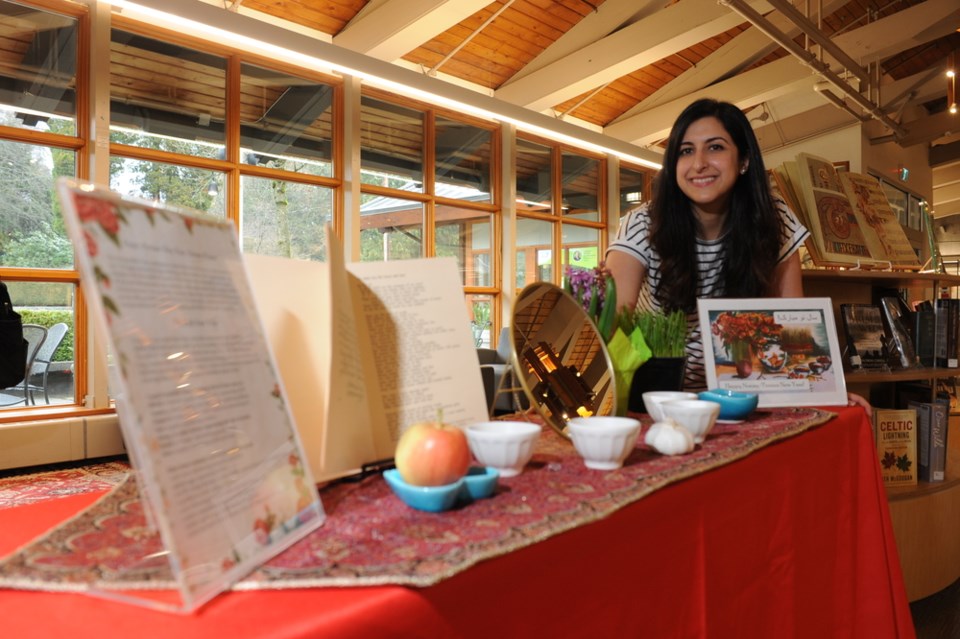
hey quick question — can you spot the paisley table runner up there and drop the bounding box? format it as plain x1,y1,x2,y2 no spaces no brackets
0,407,834,592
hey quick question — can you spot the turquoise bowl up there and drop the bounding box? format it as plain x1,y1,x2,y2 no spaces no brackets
698,389,759,422
461,466,499,500
383,469,464,513
383,466,499,512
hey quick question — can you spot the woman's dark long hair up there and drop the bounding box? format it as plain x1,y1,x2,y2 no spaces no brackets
650,99,781,312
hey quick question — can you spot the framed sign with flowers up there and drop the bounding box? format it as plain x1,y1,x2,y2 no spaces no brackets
697,297,847,408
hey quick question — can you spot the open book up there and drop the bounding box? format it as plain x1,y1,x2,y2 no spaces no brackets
778,153,920,269
245,230,489,484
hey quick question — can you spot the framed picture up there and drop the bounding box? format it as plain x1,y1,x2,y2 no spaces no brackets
698,297,847,408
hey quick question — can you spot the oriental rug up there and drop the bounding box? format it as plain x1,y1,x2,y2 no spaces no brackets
0,460,130,510
0,407,833,593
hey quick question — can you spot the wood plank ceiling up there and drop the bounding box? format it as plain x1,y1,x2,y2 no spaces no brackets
227,0,960,216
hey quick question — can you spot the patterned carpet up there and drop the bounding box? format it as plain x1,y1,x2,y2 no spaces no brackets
0,459,130,509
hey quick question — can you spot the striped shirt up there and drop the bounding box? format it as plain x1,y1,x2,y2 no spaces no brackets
607,200,809,391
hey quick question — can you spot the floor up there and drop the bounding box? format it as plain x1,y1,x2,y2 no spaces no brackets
912,578,960,639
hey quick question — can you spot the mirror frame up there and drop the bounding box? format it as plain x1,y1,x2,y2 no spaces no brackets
508,282,617,437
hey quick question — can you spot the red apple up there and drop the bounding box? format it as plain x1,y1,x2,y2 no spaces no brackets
394,421,471,486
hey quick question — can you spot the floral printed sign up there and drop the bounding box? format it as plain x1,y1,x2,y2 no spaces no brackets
698,297,847,408
56,179,325,612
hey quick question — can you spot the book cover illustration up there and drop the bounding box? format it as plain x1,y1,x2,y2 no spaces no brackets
795,153,877,267
839,303,890,372
839,172,920,268
874,408,918,487
880,297,919,369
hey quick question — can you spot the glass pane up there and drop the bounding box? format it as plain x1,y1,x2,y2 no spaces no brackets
562,224,600,274
110,30,226,157
619,165,646,216
240,63,334,177
435,116,492,203
516,216,553,290
436,204,493,286
360,196,423,261
562,151,599,221
516,138,552,214
1,281,76,407
109,157,225,217
466,294,493,348
360,96,423,191
240,175,332,261
0,3,77,135
0,139,75,268
880,179,907,226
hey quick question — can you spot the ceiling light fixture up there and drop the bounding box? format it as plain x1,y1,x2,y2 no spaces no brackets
106,0,663,169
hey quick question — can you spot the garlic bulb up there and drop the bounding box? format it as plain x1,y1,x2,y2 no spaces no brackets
644,420,696,456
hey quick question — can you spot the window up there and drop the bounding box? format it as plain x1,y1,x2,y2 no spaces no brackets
0,2,82,413
358,92,500,315
515,135,606,292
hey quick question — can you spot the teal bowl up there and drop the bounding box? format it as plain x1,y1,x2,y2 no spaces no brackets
383,469,464,512
698,389,759,422
383,467,499,512
461,466,499,500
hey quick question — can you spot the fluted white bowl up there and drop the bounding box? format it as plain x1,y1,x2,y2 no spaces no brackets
566,416,641,470
642,391,699,422
465,421,541,477
660,399,721,444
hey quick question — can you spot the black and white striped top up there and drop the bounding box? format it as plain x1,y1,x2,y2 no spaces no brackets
607,200,810,391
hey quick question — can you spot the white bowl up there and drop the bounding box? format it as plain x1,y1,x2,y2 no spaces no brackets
642,391,699,422
660,399,721,444
465,421,541,477
566,416,641,470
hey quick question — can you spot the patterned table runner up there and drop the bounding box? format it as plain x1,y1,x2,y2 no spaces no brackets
0,408,833,592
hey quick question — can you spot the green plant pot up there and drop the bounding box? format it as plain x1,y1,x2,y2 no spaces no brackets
627,356,688,414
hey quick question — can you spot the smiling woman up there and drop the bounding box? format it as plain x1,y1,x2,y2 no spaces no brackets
605,98,809,392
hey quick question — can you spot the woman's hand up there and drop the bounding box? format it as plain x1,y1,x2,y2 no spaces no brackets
846,392,872,418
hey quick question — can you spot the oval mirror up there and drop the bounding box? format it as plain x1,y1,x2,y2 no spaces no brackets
509,282,617,437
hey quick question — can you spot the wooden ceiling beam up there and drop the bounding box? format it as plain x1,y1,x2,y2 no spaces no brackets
613,0,850,121
494,0,774,113
604,56,811,146
334,0,488,62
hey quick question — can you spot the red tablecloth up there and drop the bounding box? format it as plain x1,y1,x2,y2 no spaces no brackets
0,405,914,638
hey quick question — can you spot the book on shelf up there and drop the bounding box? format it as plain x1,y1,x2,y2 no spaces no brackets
245,228,489,484
839,303,890,372
874,408,918,488
880,296,920,369
935,298,960,368
907,400,949,482
776,153,920,270
913,300,936,368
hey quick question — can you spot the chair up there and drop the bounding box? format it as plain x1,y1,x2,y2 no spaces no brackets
477,327,528,415
1,324,46,407
25,322,68,404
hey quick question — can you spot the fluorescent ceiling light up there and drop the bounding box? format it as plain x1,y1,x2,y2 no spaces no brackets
107,0,662,170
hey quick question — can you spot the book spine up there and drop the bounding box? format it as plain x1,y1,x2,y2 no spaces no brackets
930,401,948,482
952,299,960,368
913,308,936,368
909,400,932,482
936,299,950,367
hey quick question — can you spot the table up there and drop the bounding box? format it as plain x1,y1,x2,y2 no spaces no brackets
0,406,915,638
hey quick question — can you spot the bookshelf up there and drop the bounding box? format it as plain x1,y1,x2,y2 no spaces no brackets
802,268,960,601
